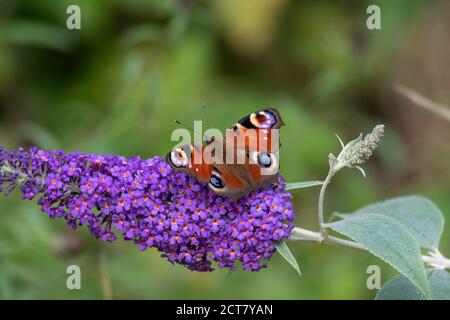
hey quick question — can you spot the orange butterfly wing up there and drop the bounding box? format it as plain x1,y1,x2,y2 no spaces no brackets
166,108,284,199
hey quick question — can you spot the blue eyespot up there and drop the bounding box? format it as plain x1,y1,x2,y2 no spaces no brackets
258,153,272,168
210,174,225,189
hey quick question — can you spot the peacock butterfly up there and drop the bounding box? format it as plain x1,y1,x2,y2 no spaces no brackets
166,108,284,200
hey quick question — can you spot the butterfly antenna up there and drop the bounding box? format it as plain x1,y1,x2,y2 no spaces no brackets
201,104,218,143
202,104,211,128
174,120,210,142
175,120,194,132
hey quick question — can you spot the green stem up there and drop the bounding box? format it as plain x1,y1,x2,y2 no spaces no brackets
291,227,365,250
290,226,450,270
99,251,113,300
318,170,335,239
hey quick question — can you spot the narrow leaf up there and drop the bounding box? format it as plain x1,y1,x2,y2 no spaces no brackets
354,165,366,178
335,134,345,148
275,241,301,276
328,153,338,170
344,132,363,150
286,181,323,190
325,214,431,299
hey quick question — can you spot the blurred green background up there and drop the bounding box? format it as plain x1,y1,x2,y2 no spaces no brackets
0,0,449,299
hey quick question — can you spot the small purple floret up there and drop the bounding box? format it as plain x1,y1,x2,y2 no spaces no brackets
0,146,295,271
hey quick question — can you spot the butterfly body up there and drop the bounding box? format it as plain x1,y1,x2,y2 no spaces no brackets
166,108,284,200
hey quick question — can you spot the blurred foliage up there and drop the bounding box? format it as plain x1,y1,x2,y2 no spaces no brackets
0,0,449,299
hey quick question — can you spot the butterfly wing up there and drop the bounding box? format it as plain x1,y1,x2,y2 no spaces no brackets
229,108,283,152
210,154,279,200
166,144,212,183
207,108,283,199
233,108,284,130
166,108,284,200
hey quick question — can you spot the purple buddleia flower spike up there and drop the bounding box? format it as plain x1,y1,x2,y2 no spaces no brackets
0,146,295,272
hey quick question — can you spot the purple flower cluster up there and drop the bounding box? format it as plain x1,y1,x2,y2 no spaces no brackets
0,146,295,271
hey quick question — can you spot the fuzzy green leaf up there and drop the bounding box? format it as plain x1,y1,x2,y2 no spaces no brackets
335,195,444,249
325,214,431,299
376,269,450,300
